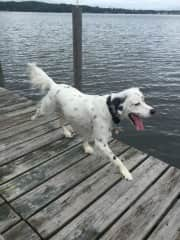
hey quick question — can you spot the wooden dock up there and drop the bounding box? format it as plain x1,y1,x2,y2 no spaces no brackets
0,87,179,240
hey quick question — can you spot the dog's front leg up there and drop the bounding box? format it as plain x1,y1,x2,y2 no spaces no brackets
95,139,133,180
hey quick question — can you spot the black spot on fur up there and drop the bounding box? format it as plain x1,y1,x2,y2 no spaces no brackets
56,90,60,95
118,106,123,111
113,156,116,160
106,96,126,124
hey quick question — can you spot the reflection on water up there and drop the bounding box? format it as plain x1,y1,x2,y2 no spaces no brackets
0,12,180,168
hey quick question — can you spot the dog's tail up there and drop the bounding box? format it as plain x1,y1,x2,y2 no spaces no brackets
27,63,56,92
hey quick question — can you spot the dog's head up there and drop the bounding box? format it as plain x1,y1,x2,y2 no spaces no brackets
107,88,155,131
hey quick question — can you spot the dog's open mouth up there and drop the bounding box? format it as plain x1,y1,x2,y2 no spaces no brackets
129,113,144,131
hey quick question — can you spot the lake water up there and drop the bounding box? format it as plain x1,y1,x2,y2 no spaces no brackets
0,12,180,168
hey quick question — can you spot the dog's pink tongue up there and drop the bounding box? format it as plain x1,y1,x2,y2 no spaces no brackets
132,115,144,131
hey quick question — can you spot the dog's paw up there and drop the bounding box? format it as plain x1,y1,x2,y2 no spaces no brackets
120,167,133,181
67,125,74,133
84,145,94,155
63,127,73,138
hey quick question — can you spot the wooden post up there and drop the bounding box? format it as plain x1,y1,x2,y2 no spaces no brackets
72,5,82,90
0,62,5,87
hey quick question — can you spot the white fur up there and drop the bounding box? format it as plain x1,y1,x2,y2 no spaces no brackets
28,63,154,180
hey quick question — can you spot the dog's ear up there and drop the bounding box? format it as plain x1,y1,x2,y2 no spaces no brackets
112,97,126,109
107,96,126,124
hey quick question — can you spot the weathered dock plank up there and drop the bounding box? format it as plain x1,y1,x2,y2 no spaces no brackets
2,222,40,240
0,87,10,97
0,119,60,151
100,167,180,240
0,197,4,205
0,114,58,140
0,100,33,114
0,138,83,201
0,136,81,184
0,127,65,166
10,141,128,217
0,94,28,108
0,87,179,240
49,157,168,240
0,203,20,233
148,198,180,240
0,106,35,130
28,148,147,238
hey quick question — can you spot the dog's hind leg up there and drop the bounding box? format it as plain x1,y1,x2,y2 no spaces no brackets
95,139,133,180
31,92,56,120
59,114,73,138
31,102,45,120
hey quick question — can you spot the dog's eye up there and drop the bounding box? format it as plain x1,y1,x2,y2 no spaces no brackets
118,106,123,111
134,103,140,106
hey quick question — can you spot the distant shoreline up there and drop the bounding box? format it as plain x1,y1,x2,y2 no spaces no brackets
0,1,180,15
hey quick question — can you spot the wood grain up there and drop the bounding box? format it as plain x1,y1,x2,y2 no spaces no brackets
2,222,40,240
0,203,20,233
0,136,81,184
47,157,168,240
100,167,180,240
11,141,128,218
148,199,180,240
29,148,147,238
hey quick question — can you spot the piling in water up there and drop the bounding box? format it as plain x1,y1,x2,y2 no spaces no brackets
72,5,82,90
0,62,5,87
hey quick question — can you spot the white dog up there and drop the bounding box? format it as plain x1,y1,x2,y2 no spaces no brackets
27,63,155,180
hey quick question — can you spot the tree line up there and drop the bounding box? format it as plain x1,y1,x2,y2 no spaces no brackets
0,1,179,14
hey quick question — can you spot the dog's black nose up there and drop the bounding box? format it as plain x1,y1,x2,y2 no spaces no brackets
150,109,156,115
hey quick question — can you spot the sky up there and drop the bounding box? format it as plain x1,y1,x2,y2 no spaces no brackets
2,0,180,10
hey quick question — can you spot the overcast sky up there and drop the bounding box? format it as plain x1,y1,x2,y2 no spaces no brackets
41,0,180,10
2,0,180,10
